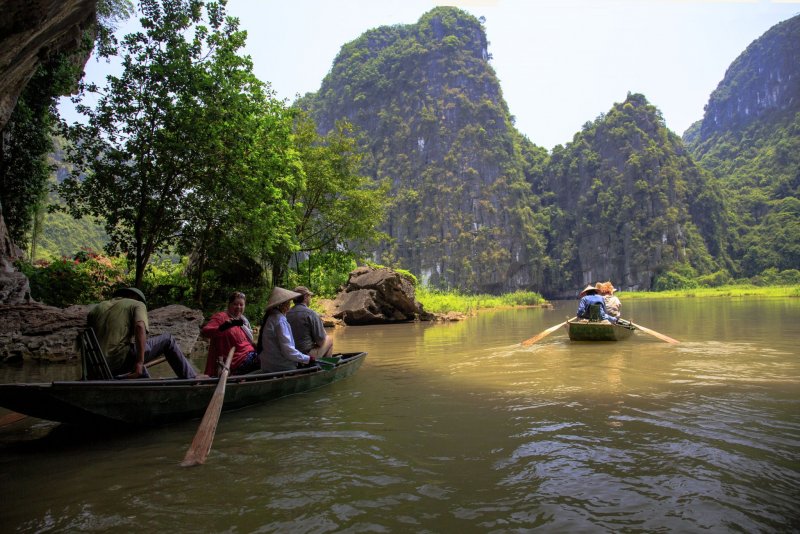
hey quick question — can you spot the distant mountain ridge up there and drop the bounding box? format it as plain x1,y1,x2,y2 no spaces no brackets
301,7,761,295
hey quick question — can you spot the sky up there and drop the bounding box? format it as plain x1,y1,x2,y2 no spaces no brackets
63,0,800,150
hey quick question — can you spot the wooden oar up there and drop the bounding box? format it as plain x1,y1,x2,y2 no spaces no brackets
521,321,567,347
630,322,679,344
181,347,235,467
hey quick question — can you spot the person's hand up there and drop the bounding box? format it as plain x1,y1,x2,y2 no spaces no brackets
121,362,145,379
219,318,245,331
308,355,316,365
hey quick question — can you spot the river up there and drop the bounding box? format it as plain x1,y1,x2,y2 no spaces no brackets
0,297,798,532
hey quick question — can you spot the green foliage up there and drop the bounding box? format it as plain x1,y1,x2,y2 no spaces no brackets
416,286,544,314
268,113,389,287
364,260,418,286
58,0,298,297
0,0,132,250
750,268,800,286
652,270,699,291
17,250,126,307
696,270,733,288
537,93,723,294
0,52,83,247
289,251,358,298
301,7,546,294
685,16,800,278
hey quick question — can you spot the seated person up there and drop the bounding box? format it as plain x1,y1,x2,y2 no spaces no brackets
257,287,314,373
286,286,333,359
576,284,617,323
596,281,621,318
87,287,197,379
201,291,260,376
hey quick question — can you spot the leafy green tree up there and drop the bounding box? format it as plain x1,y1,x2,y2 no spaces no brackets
269,113,389,287
58,0,285,289
170,9,299,304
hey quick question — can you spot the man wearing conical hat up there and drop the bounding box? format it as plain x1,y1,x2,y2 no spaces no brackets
257,287,315,372
576,284,617,323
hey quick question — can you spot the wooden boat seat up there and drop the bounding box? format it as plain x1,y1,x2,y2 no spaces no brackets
79,328,114,381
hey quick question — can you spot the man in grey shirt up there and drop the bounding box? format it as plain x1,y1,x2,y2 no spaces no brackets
286,286,334,359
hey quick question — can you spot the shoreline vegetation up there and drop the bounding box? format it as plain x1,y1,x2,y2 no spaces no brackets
415,284,799,315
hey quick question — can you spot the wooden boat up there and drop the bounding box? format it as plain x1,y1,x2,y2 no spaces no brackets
0,352,366,427
566,318,635,341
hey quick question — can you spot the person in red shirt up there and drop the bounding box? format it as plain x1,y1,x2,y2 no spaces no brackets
201,291,259,376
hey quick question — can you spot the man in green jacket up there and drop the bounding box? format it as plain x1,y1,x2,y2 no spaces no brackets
87,287,197,379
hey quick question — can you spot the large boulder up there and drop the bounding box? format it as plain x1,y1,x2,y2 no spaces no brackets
332,266,430,325
0,303,203,363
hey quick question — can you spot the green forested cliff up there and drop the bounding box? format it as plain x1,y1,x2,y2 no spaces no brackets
684,14,800,277
36,7,797,296
535,93,727,294
301,7,549,293
301,7,739,295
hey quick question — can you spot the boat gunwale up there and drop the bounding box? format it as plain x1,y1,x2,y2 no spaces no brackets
21,352,366,389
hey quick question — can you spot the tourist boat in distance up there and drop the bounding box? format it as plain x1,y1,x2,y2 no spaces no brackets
566,318,635,341
0,352,366,427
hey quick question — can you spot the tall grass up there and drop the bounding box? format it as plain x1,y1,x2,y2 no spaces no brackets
619,284,800,300
416,287,545,314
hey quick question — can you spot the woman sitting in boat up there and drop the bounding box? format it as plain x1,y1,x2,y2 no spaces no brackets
576,285,617,323
201,291,260,376
257,287,315,372
596,281,621,318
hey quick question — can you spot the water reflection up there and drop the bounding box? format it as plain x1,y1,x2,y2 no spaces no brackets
1,298,799,531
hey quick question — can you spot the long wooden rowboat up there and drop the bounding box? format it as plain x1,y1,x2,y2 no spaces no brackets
0,352,366,427
566,318,635,341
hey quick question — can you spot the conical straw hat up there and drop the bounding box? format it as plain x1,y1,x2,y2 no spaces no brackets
265,286,301,310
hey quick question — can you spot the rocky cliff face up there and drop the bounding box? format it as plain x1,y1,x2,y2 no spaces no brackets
696,15,799,141
684,14,800,277
302,7,547,293
0,0,96,130
535,94,723,294
0,0,97,303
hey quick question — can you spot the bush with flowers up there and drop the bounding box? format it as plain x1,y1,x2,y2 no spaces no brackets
18,249,127,307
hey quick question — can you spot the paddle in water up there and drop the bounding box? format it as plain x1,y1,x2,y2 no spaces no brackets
181,347,235,467
521,321,567,347
630,322,680,344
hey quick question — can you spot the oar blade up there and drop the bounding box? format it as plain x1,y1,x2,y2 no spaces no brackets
631,322,679,344
181,347,235,467
521,321,566,347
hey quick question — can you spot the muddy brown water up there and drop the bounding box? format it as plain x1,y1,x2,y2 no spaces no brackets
0,297,798,532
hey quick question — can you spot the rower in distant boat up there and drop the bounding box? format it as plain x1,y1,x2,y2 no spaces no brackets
576,284,618,324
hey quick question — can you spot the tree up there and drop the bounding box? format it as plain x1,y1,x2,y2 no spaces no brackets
269,113,389,287
58,0,286,289
176,40,300,304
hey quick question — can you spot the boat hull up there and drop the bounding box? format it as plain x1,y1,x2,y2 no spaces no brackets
567,319,634,341
0,352,366,426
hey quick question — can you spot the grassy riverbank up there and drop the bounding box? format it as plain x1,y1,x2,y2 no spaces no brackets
415,287,546,314
618,284,800,300
415,284,798,315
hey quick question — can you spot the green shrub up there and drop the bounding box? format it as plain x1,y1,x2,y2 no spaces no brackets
751,268,800,286
653,271,699,291
18,249,126,307
697,270,733,287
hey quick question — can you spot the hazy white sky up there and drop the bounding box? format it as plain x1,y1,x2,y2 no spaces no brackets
66,0,799,150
